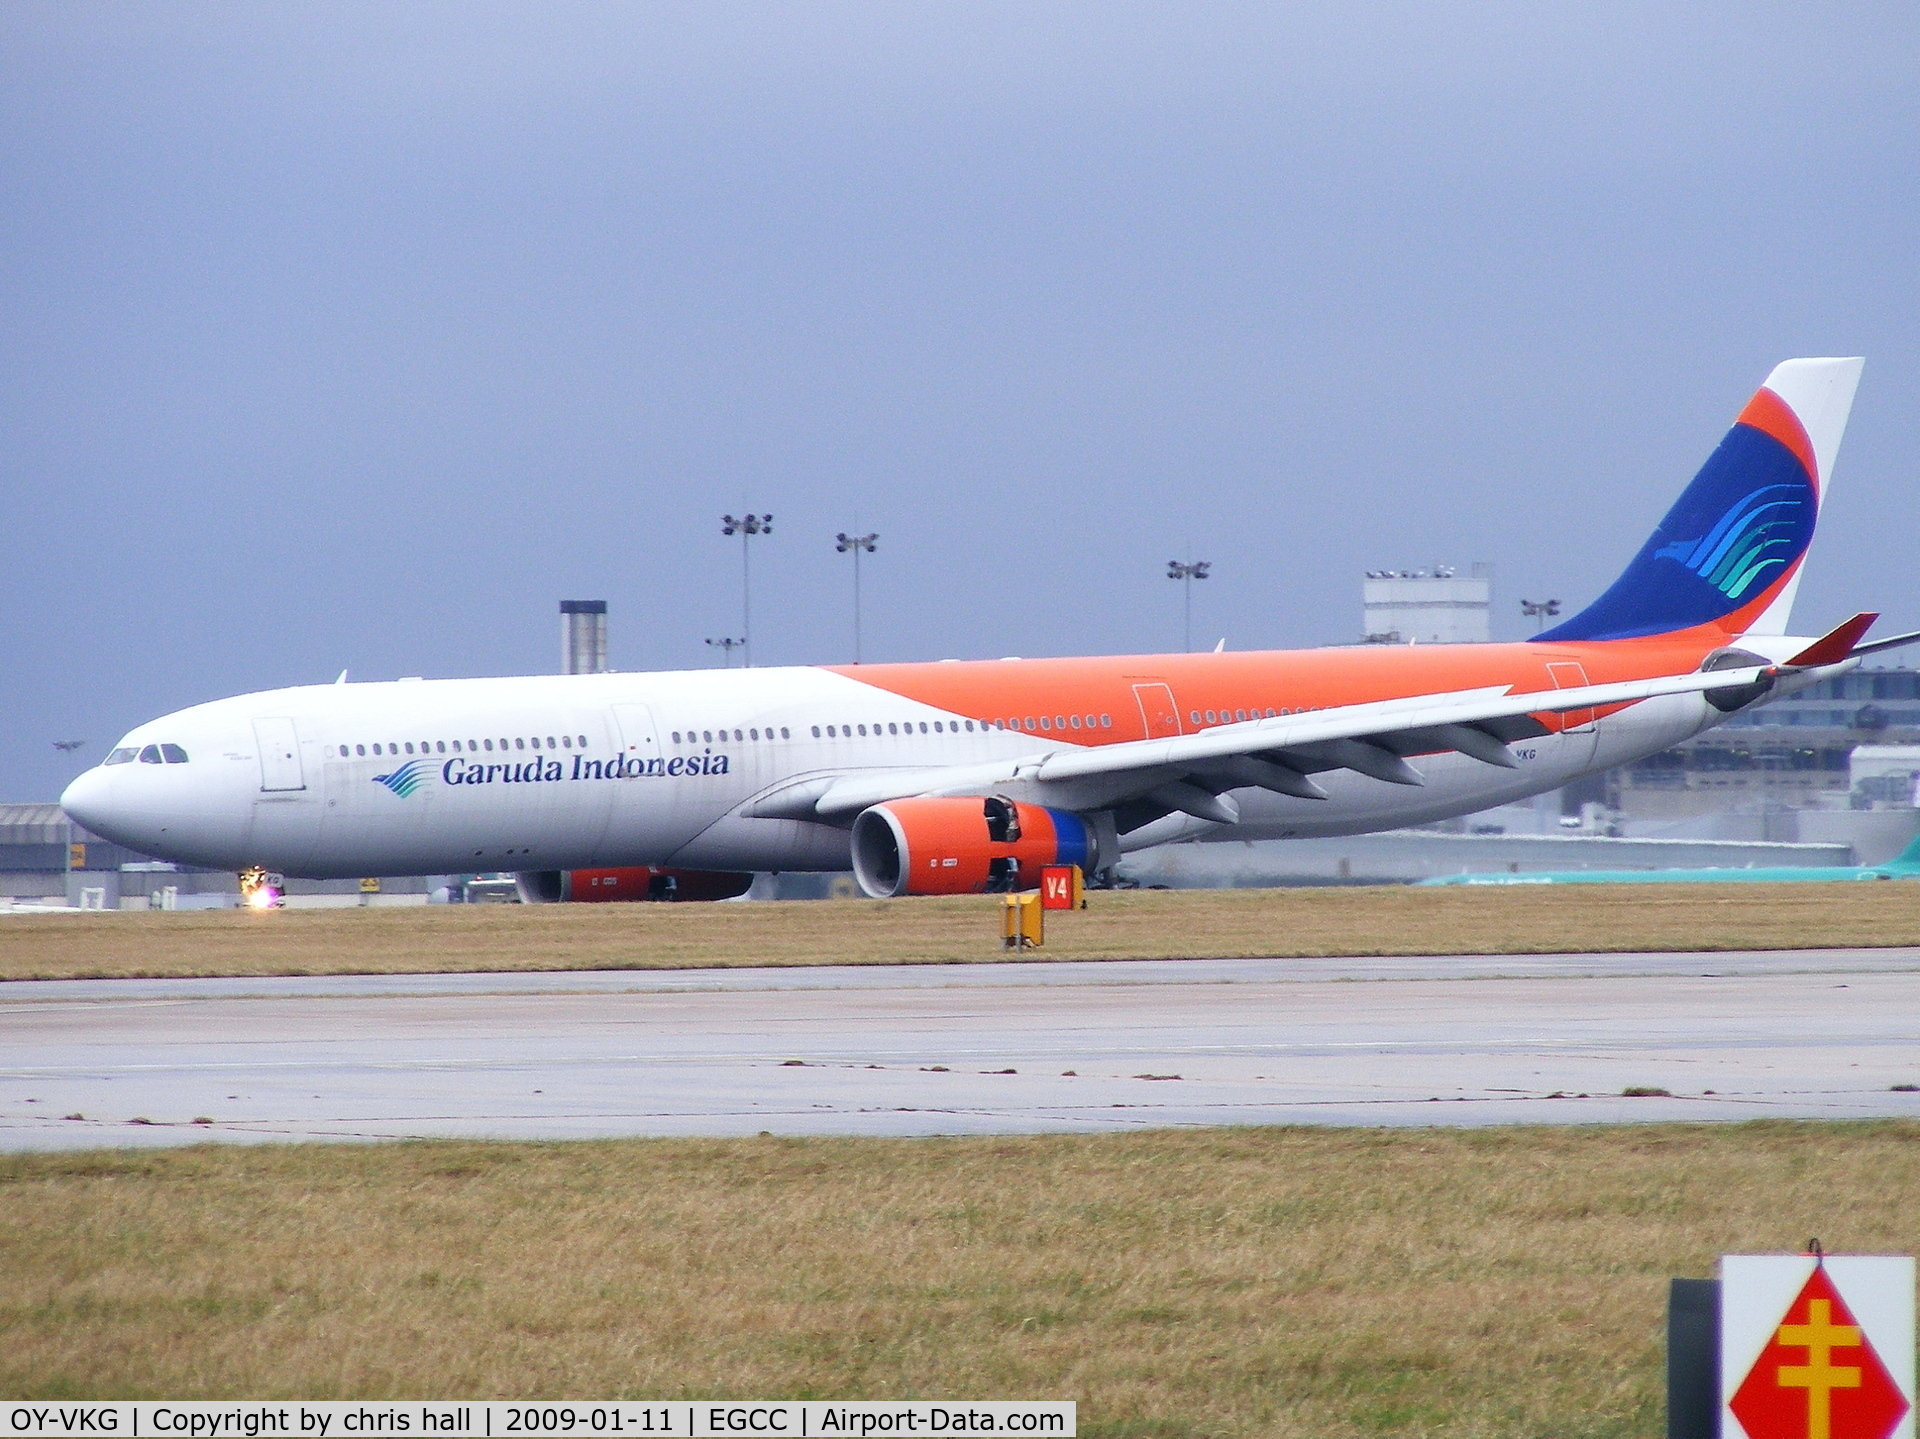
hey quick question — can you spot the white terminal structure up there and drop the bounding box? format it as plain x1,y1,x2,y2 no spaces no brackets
1362,565,1492,645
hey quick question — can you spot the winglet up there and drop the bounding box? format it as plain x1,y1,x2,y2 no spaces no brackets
1786,612,1878,667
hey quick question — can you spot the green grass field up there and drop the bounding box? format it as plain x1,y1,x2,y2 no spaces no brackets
6,1122,1917,1436
5,881,1920,981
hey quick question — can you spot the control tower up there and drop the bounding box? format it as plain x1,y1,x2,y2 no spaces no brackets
560,600,608,674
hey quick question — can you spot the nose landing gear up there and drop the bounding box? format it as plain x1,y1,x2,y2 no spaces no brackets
238,867,285,910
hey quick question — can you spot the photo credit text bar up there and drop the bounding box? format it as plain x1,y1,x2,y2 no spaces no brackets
2,1404,1074,1438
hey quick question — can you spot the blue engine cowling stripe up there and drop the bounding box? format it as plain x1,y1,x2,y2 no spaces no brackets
1045,808,1091,870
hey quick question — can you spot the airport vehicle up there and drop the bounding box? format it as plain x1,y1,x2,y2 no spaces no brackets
64,357,1914,900
1418,829,1920,886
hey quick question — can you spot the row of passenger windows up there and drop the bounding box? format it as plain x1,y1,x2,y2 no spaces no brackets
673,716,1118,742
105,744,189,766
336,735,590,759
807,719,982,739
1192,706,1313,725
991,714,1111,733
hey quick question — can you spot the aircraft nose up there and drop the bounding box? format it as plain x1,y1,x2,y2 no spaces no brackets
60,766,118,840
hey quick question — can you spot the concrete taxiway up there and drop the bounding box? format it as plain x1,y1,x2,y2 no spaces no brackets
4,949,1919,1150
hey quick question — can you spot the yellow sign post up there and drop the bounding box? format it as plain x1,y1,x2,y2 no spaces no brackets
1001,892,1044,950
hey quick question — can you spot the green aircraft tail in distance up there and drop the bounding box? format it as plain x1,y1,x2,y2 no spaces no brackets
1417,829,1920,887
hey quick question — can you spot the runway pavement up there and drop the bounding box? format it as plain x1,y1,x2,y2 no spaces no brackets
4,949,1919,1149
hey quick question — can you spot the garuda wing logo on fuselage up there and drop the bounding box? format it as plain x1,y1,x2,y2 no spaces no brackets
371,759,431,798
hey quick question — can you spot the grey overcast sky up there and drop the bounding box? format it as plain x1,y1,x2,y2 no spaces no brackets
4,3,1917,801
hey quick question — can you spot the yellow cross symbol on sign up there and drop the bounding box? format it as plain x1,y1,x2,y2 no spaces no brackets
1777,1298,1864,1439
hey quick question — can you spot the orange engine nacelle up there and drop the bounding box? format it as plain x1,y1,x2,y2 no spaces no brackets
514,867,754,903
850,796,1100,898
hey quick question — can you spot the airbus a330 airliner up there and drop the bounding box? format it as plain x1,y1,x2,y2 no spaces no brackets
63,357,1913,904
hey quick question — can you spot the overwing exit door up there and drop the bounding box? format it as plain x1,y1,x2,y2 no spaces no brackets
1131,683,1183,740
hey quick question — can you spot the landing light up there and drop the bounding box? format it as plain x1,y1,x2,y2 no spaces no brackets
239,867,284,910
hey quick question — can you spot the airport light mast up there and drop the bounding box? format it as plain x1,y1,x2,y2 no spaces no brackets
1520,597,1561,634
1166,557,1211,653
705,636,745,667
720,513,772,667
836,530,879,664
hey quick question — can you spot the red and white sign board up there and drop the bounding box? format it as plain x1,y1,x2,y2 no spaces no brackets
1722,1255,1915,1439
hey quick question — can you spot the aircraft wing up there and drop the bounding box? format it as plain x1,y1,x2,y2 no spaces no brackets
808,664,1777,824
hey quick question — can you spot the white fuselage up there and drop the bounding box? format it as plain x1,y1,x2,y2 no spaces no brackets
61,657,1759,880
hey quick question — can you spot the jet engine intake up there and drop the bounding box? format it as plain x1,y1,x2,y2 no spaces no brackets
514,867,753,903
850,796,1100,898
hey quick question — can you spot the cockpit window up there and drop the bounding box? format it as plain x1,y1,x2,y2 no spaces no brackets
105,747,138,766
138,745,164,764
160,744,189,764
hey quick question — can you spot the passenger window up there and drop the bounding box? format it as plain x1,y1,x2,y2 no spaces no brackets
436,741,446,753
356,744,366,756
965,721,974,731
338,745,350,758
888,723,898,735
1039,717,1050,730
139,745,163,764
734,729,743,741
750,728,759,741
562,736,572,748
780,727,790,739
671,732,681,744
703,730,712,743
405,743,415,755
1069,716,1081,729
547,736,557,749
515,738,525,750
373,743,384,756
1100,715,1111,727
578,735,587,747
105,747,138,765
161,744,189,764
484,739,494,751
1236,710,1246,722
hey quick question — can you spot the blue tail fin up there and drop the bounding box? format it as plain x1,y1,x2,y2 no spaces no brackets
1537,359,1862,643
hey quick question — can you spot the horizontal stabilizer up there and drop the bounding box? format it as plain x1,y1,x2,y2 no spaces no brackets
1785,612,1878,667
1850,629,1920,659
